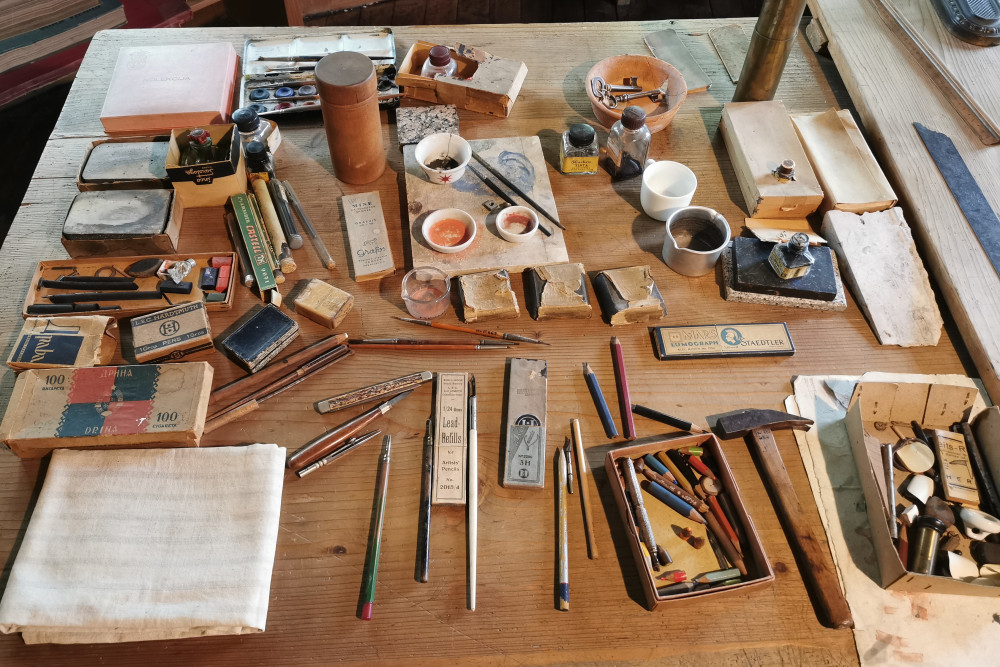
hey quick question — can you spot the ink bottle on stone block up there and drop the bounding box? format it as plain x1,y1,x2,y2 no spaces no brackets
604,106,650,181
420,45,458,79
768,232,815,279
180,128,217,166
560,123,599,175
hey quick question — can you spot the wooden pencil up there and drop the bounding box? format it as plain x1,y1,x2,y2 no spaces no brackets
610,337,636,440
557,446,569,611
571,418,598,559
349,341,512,351
583,363,618,439
393,316,550,345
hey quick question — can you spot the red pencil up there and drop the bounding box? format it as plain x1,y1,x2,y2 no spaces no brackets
610,337,636,440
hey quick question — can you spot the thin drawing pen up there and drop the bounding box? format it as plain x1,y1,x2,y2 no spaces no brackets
360,434,391,620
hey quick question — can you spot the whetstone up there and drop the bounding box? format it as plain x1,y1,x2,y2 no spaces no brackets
432,372,468,505
709,24,750,83
501,358,548,489
341,191,395,282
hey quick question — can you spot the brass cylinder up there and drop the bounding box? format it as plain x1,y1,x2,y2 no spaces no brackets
732,0,810,101
315,51,386,185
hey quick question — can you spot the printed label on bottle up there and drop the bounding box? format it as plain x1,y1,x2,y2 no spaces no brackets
606,141,622,167
561,156,599,174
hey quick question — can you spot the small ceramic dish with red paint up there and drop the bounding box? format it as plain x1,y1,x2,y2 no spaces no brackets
495,206,539,243
414,132,471,184
422,208,477,253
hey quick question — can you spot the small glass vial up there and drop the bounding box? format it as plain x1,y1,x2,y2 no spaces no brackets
180,128,217,165
769,232,815,279
560,123,599,175
232,107,274,149
604,106,651,181
420,45,458,78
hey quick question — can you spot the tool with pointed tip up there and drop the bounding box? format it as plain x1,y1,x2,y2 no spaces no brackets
710,407,853,629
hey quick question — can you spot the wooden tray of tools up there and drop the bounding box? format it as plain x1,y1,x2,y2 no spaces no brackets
403,136,569,277
23,253,237,319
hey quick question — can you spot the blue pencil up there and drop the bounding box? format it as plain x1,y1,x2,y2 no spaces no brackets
645,479,706,524
584,363,618,438
643,454,670,477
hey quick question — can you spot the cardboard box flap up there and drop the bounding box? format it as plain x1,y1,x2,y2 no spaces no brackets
924,383,978,427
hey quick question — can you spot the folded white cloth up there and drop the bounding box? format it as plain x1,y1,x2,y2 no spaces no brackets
0,444,285,644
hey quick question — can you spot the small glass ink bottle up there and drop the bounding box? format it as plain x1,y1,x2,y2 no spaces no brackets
560,123,599,175
604,106,650,181
180,128,217,165
420,45,458,78
769,232,815,279
232,107,274,149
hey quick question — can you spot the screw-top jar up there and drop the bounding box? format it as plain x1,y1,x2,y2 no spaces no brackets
560,123,599,175
315,51,386,185
232,107,274,149
603,106,651,181
420,45,458,78
244,141,273,175
768,232,815,279
180,128,217,166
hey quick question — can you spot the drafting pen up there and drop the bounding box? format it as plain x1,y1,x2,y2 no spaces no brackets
557,446,569,611
360,434,391,620
349,341,512,351
564,438,574,494
631,404,706,433
610,337,636,440
470,151,565,229
393,316,551,345
466,163,552,237
417,418,433,583
295,430,381,477
468,376,478,611
584,363,619,439
350,338,513,346
282,180,336,270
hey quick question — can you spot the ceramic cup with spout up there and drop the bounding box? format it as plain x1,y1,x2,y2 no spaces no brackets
661,206,731,276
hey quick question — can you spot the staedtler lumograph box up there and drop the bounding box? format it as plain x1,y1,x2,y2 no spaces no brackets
0,362,213,458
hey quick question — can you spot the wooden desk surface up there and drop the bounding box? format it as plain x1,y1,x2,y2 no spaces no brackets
0,20,969,666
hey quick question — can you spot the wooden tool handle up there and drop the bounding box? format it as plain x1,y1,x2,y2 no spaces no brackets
205,400,260,433
749,427,854,629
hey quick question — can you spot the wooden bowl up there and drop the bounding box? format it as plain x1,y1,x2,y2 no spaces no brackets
585,55,687,133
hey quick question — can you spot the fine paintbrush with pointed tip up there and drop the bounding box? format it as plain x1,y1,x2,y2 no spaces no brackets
393,316,551,346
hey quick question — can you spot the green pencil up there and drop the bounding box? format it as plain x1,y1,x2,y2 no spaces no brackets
360,434,391,620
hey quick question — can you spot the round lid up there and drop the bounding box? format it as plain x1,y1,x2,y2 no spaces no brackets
428,45,452,67
567,123,596,147
245,141,269,171
914,515,947,533
188,128,211,146
789,232,810,253
231,107,260,132
621,106,647,130
315,51,376,101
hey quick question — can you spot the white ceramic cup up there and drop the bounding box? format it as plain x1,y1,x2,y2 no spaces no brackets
414,133,471,184
640,159,697,221
661,206,730,277
495,206,539,243
422,208,477,253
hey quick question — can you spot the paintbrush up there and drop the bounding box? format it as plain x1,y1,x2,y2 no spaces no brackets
466,163,552,237
393,316,550,346
470,151,564,229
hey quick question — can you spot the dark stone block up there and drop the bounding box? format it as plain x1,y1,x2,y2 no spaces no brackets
732,236,838,301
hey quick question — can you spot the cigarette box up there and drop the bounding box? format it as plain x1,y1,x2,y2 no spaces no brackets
7,316,119,371
605,434,774,610
845,379,1000,596
0,362,214,458
129,302,213,363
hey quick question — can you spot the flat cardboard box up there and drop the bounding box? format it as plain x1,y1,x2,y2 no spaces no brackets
129,302,213,363
166,124,247,208
61,189,183,257
604,433,774,610
397,41,527,117
77,136,172,191
0,362,214,458
7,316,119,371
845,379,1000,596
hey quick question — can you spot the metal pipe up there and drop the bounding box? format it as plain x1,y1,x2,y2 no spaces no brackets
733,0,810,101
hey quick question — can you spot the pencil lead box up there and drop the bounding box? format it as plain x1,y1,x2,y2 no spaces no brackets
220,304,298,373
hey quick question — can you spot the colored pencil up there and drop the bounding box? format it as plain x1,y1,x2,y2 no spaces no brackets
470,150,565,229
656,451,693,494
610,337,636,440
416,418,433,583
468,376,478,611
621,458,661,571
557,446,569,611
645,479,706,524
571,418,598,559
295,430,381,477
643,454,674,481
360,434,391,620
393,316,551,345
584,363,618,439
639,462,707,513
631,404,706,433
688,455,716,479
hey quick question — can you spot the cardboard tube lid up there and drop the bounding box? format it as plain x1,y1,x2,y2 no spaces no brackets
316,51,376,104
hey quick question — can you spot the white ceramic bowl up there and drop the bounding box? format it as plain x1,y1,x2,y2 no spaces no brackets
414,132,471,184
422,208,477,253
495,206,538,243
